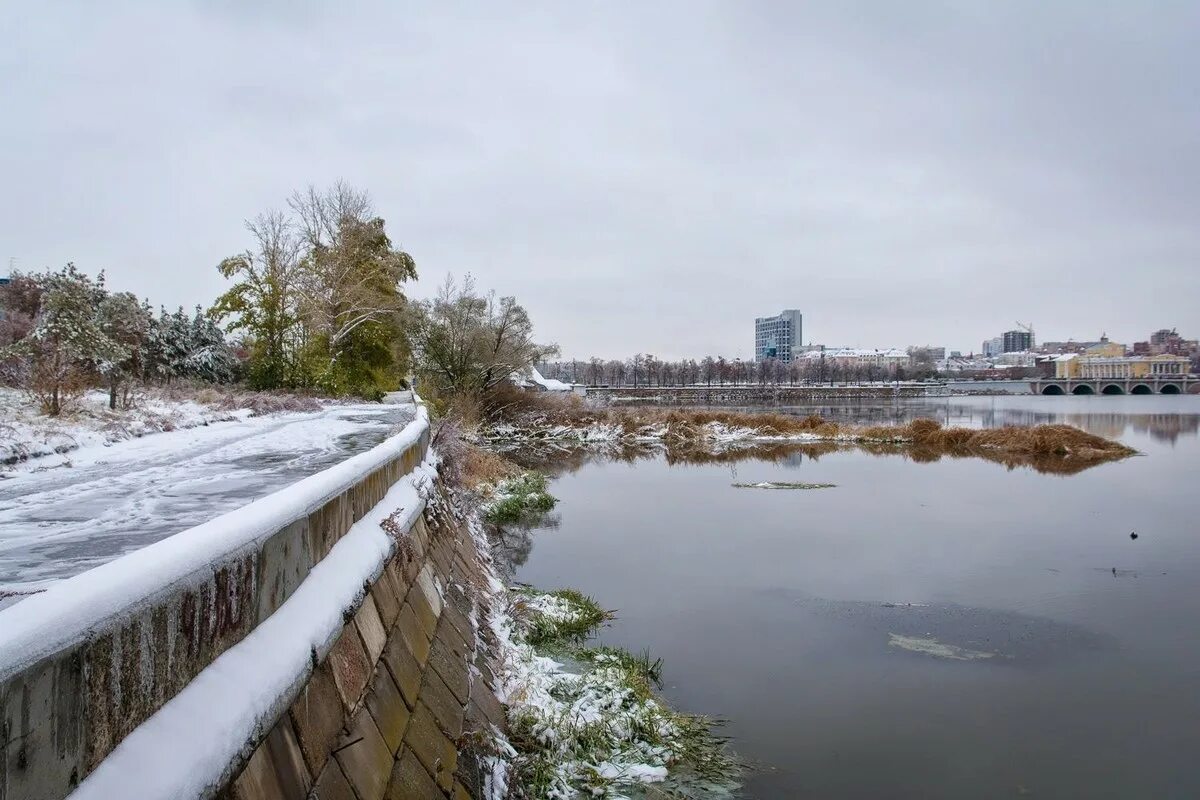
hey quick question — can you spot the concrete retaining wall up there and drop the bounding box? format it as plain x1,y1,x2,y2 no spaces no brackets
585,384,928,405
0,407,499,800
220,494,506,800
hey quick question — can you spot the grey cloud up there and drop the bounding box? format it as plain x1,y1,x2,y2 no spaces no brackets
2,1,1196,358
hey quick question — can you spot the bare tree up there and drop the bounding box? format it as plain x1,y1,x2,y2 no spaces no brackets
408,274,557,403
213,211,304,388
289,182,416,356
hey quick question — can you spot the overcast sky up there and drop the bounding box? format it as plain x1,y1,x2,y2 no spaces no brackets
2,2,1197,358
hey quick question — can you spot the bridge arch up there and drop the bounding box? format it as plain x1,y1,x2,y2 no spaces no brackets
1130,384,1154,395
1101,384,1125,395
1072,384,1096,395
1041,384,1066,395
1160,383,1182,395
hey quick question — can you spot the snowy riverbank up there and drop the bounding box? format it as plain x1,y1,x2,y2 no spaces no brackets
0,387,335,470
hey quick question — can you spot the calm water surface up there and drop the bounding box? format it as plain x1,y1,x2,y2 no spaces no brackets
505,396,1200,799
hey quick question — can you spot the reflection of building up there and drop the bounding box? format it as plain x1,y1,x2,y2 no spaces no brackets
755,309,802,362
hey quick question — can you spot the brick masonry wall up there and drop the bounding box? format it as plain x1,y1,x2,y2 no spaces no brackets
221,493,507,800
0,426,432,800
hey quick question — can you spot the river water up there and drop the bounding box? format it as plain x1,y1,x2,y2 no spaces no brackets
504,396,1200,799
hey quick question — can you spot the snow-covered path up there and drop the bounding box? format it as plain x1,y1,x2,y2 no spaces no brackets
0,403,414,599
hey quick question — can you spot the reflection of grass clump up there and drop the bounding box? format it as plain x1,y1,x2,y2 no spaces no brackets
506,588,739,799
485,471,557,523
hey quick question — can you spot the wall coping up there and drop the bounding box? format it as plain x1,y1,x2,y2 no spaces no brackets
0,404,430,682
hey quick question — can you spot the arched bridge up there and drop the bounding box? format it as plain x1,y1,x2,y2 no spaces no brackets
1029,377,1198,396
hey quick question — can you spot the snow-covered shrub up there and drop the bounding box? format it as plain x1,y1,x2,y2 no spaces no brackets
498,587,739,799
483,472,557,523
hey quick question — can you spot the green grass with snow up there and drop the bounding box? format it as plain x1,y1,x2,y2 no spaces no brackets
503,587,739,799
484,471,557,523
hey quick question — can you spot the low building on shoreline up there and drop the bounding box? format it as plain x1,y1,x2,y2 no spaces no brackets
1054,352,1191,380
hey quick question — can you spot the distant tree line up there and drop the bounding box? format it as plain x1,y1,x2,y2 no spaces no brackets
0,264,238,414
537,353,937,387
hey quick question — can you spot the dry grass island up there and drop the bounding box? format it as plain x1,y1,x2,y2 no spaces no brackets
469,388,1138,475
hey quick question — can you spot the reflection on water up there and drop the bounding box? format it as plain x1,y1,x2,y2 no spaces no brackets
501,395,1200,799
506,434,1120,478
755,395,1200,443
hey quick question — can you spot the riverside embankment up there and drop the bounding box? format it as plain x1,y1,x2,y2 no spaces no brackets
0,402,515,800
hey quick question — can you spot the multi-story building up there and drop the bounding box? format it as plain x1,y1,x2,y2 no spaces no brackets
1132,328,1198,357
754,309,802,362
1055,352,1190,379
995,351,1037,367
803,347,910,371
1002,329,1033,353
982,337,1004,358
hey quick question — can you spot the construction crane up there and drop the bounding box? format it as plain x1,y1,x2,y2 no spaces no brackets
1015,321,1035,349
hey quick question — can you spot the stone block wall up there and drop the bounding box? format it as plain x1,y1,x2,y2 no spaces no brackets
0,420,438,800
221,499,507,800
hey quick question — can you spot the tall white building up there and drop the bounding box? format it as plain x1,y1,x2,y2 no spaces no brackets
755,309,803,362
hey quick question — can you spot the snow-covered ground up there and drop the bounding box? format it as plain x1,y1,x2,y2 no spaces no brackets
0,388,246,466
0,398,414,600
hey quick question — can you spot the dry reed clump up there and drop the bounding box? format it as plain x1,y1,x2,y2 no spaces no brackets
630,407,844,438
481,383,598,427
217,391,324,416
849,417,1135,460
192,387,223,405
965,424,1134,458
463,445,522,489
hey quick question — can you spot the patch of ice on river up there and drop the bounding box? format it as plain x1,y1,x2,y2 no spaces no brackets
789,592,1113,667
732,481,836,490
888,633,997,661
